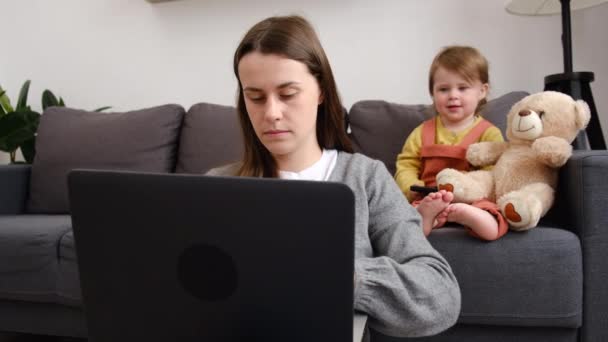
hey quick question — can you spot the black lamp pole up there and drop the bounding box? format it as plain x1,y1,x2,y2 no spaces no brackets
544,0,606,150
561,0,573,73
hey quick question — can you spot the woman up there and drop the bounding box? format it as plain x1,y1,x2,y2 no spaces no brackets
208,15,460,337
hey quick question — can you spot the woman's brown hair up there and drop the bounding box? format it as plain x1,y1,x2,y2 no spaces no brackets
233,15,352,177
428,45,490,113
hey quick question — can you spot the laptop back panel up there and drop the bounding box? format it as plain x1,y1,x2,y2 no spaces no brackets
68,170,354,342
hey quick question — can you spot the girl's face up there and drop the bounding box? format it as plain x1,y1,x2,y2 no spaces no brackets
431,67,488,127
238,52,323,170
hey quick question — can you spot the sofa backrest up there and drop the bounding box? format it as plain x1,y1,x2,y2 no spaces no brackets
348,91,529,175
25,93,529,214
27,105,185,214
175,102,243,174
26,102,245,214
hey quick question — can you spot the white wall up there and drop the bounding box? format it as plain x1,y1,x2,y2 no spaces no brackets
1,0,607,164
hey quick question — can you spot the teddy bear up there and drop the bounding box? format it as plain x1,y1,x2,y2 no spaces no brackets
436,91,590,231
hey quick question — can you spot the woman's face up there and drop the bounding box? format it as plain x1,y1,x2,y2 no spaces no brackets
238,52,323,169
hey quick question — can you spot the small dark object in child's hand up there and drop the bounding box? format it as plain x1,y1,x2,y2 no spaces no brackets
410,185,438,195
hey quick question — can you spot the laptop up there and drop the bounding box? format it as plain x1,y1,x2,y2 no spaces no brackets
68,169,355,342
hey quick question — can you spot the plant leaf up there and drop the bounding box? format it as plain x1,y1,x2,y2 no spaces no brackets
0,113,31,152
21,110,41,134
0,85,14,113
0,113,25,137
94,106,112,112
20,136,36,164
42,89,59,110
0,91,5,116
16,80,31,112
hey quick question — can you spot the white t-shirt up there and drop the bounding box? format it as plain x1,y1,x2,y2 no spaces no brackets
278,149,338,181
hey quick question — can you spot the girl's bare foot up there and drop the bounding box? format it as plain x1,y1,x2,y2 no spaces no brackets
446,203,499,240
417,190,454,236
434,208,450,230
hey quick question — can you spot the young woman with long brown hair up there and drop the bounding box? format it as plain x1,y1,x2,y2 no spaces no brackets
208,15,460,337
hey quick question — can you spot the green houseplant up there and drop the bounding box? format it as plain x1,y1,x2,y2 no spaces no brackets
0,80,110,164
0,80,40,163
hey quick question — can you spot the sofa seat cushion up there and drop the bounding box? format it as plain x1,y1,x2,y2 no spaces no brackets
0,215,78,306
429,226,582,328
27,105,185,214
58,230,81,305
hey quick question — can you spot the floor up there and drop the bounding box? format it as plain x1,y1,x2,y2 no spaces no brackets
0,333,84,342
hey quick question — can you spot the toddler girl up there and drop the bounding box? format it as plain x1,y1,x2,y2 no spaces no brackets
395,46,508,241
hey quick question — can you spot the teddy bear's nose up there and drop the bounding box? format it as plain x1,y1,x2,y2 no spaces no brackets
519,109,532,117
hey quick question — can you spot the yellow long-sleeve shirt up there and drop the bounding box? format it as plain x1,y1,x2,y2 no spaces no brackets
394,116,504,202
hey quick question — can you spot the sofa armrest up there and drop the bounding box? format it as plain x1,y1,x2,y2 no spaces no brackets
553,150,608,342
0,164,31,214
554,150,608,236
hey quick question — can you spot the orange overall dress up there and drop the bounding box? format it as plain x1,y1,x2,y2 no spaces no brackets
418,117,508,241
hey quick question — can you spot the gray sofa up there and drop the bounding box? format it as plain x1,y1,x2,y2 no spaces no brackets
1,92,607,341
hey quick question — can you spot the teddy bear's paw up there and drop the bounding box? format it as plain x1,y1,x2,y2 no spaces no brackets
436,169,465,199
465,143,487,166
436,169,484,203
438,183,454,192
532,136,572,167
499,196,542,231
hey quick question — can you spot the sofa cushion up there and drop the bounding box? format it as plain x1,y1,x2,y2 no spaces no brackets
348,102,430,176
429,226,582,328
348,91,529,175
0,215,78,305
58,230,81,305
176,102,243,174
27,105,185,213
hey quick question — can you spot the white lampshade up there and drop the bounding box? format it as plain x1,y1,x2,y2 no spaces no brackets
506,0,608,16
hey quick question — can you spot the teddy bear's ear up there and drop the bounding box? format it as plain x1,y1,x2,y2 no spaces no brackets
574,100,591,130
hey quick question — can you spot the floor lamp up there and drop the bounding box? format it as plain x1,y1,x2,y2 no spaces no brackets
506,0,608,150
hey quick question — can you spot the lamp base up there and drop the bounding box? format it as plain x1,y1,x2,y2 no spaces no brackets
544,71,606,150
